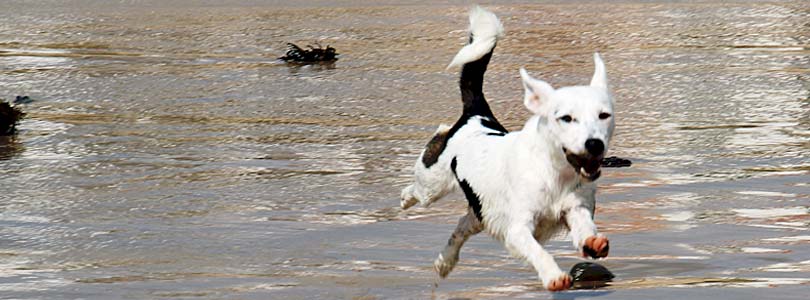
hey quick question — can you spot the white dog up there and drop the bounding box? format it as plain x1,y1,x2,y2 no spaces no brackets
400,6,614,292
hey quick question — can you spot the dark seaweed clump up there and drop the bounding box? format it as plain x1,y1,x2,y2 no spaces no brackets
569,262,615,289
279,43,338,62
0,99,25,135
601,156,632,168
14,95,33,104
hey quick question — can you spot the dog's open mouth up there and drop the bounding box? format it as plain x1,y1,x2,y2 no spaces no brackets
563,147,602,181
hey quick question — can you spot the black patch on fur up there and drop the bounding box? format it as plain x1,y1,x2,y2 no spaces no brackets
421,129,450,168
480,117,508,134
459,41,495,118
445,34,509,142
450,157,483,222
458,180,484,222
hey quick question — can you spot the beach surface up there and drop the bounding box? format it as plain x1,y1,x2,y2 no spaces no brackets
0,1,808,299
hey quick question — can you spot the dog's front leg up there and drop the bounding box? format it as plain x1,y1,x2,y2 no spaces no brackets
565,205,609,259
504,224,571,291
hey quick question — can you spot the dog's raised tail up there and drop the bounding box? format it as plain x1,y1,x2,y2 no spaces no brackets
447,5,503,116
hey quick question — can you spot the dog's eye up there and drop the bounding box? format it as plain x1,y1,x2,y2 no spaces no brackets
559,115,573,123
598,112,611,120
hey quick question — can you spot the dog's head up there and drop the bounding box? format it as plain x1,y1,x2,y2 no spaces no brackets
519,53,615,181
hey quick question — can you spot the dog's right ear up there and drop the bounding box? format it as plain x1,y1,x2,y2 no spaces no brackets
590,53,608,90
520,68,555,115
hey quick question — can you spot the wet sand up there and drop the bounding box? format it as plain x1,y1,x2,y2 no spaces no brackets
0,1,808,299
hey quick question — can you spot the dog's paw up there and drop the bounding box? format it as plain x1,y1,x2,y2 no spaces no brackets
544,273,572,292
582,235,609,259
400,185,418,210
433,253,458,278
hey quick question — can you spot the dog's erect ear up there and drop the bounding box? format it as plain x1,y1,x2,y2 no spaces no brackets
520,68,555,115
590,53,608,89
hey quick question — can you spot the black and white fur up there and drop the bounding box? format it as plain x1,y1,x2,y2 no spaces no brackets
400,6,614,292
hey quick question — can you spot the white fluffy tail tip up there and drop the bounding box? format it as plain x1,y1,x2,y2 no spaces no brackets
446,5,503,70
468,5,504,38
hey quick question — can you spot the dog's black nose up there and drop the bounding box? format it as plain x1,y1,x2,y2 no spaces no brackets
585,139,605,156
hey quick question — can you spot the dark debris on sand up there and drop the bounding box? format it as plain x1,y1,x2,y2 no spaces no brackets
13,95,33,104
279,43,338,63
570,262,615,289
601,156,632,168
0,99,25,135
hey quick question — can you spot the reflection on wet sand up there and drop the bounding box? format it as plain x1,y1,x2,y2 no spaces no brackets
441,276,810,299
0,136,24,160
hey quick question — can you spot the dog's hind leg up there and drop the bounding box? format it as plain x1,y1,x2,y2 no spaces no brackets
400,168,455,209
434,209,483,278
401,124,456,210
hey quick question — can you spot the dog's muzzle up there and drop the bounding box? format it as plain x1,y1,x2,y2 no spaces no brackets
563,147,603,182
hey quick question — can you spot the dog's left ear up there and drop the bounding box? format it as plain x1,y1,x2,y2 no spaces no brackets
520,68,555,115
590,53,608,90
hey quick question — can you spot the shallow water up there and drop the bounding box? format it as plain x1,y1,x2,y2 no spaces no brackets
0,1,808,299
